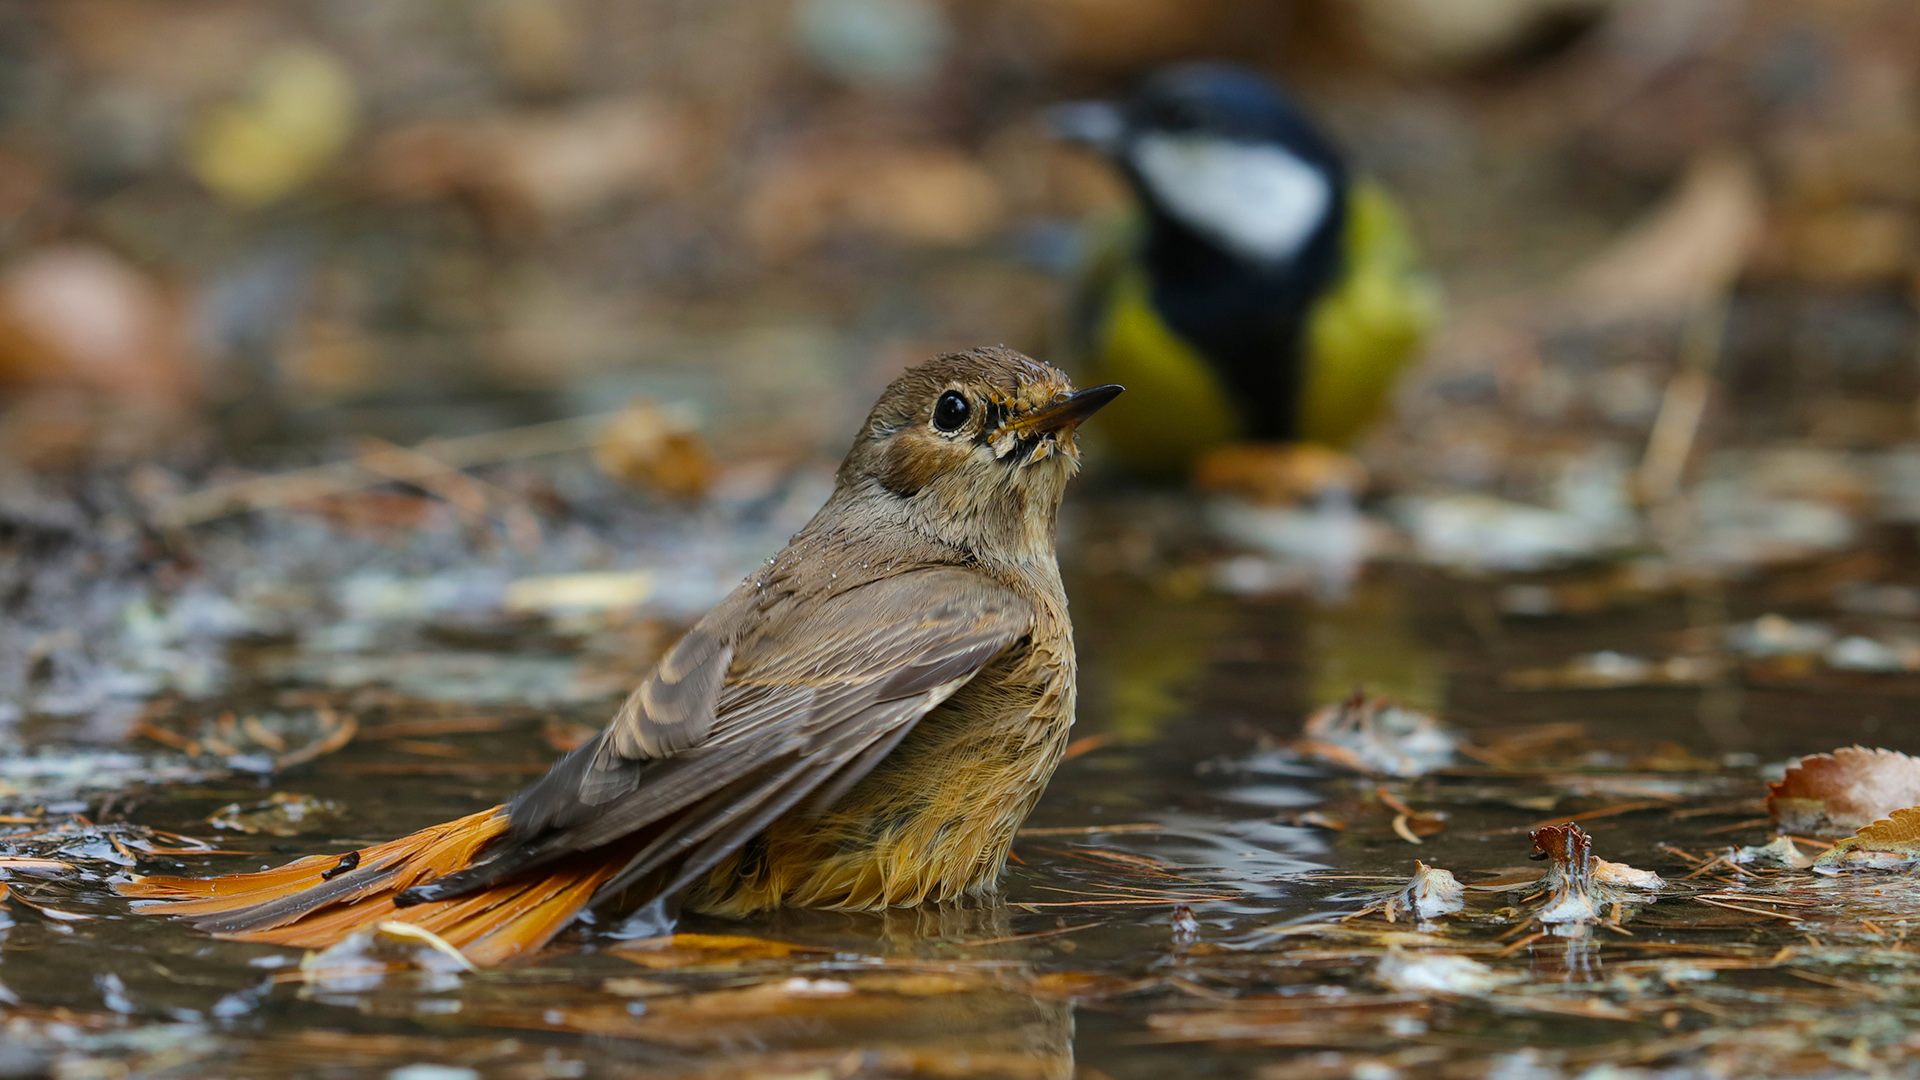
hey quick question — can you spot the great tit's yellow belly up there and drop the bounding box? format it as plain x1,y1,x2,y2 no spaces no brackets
1086,267,1244,479
1083,181,1436,474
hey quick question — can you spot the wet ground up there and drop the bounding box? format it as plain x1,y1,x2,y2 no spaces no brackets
4,512,1919,1079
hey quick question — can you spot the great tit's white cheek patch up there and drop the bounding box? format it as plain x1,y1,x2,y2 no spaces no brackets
1131,133,1331,265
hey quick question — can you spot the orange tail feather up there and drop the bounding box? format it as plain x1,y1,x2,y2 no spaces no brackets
116,806,621,967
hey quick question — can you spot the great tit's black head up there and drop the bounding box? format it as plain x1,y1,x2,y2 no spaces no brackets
1051,63,1347,268
834,347,1120,559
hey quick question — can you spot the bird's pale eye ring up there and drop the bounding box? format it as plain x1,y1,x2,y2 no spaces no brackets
931,390,971,433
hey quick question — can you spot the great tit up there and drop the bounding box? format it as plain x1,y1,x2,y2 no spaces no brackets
1052,63,1436,478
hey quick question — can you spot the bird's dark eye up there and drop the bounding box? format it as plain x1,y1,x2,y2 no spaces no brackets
931,390,971,432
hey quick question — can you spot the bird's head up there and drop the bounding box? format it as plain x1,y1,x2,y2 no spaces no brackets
1051,63,1347,269
832,346,1120,563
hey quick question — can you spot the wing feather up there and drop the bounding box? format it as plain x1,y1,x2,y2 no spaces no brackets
400,567,1032,908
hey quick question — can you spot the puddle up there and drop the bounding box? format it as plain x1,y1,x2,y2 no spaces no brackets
4,539,1919,1078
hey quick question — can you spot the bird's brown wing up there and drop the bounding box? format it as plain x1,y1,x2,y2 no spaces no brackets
401,566,1032,906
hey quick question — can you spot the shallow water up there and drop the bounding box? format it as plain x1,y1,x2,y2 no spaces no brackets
3,534,1918,1079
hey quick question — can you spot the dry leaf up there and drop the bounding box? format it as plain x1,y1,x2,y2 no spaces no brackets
1768,746,1920,837
1813,807,1920,874
0,244,194,407
592,399,713,499
1592,857,1665,890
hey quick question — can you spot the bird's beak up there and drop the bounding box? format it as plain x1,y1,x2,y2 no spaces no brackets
1046,100,1125,155
1016,384,1125,436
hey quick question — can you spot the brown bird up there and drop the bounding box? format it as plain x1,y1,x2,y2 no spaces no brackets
120,347,1121,965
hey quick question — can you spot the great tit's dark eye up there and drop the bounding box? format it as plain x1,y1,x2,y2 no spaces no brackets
932,390,971,432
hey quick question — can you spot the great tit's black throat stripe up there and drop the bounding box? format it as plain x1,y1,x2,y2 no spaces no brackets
1144,177,1347,441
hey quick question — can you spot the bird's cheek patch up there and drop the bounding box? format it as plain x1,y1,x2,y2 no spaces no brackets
880,433,959,496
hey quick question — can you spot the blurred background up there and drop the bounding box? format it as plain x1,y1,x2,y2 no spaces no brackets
4,0,1920,722
2,0,1913,461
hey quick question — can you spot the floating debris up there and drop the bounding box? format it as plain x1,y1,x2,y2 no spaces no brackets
0,749,215,810
1294,692,1458,778
135,708,359,773
1726,614,1835,658
1731,835,1817,869
1813,808,1920,874
1527,822,1662,925
1374,948,1517,993
1501,650,1718,690
1531,822,1603,924
1591,858,1665,890
206,793,344,837
299,921,477,993
1767,746,1920,837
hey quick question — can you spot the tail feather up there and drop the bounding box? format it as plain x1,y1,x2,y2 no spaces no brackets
115,806,622,966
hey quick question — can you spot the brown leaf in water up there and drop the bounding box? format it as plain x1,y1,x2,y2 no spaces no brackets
1768,746,1920,837
1813,807,1920,874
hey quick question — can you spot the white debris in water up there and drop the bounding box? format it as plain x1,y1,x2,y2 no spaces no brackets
1374,949,1516,994
1402,861,1466,920
1730,835,1816,869
388,1067,479,1080
1726,614,1834,657
1206,486,1377,599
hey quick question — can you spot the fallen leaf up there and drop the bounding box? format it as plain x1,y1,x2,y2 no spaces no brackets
1768,746,1920,837
591,399,712,499
1592,857,1665,890
1813,807,1920,875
